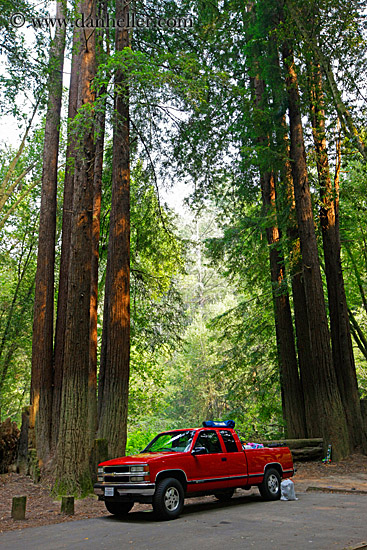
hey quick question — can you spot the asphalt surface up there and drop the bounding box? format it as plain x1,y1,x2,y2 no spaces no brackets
0,491,366,550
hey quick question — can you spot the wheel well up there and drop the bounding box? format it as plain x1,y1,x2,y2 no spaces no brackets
155,470,187,492
264,463,282,478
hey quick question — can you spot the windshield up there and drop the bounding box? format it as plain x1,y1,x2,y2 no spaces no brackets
143,430,196,453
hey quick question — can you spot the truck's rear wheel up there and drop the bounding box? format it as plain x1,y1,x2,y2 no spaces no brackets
105,501,134,517
153,477,184,520
259,468,281,500
214,488,235,502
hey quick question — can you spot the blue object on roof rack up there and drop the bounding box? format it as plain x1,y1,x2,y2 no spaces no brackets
202,420,235,429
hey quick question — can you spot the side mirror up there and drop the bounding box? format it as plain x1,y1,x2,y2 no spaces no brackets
192,446,207,455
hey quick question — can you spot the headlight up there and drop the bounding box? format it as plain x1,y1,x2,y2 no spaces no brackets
97,476,103,482
98,467,104,474
130,476,142,482
130,466,145,472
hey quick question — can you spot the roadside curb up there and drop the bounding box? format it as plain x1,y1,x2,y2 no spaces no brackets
306,486,367,495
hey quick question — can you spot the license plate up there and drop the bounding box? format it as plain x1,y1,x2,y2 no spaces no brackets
105,487,114,497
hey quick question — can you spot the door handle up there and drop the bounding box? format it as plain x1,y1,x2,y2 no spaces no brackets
221,457,227,462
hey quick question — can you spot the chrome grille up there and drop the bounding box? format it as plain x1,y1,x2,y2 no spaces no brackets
104,466,130,474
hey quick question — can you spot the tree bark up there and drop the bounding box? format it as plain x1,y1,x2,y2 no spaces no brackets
252,74,306,438
55,0,96,495
262,171,307,438
289,8,367,161
97,0,130,458
309,62,365,450
89,85,106,445
278,121,312,439
30,1,66,462
282,43,349,459
52,28,81,453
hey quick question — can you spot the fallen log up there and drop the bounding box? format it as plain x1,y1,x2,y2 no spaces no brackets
261,438,323,450
255,438,324,462
291,446,323,461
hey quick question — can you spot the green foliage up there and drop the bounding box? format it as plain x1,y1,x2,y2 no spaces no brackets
338,156,367,391
125,429,157,456
149,210,284,438
97,148,185,424
1,0,366,452
0,123,44,422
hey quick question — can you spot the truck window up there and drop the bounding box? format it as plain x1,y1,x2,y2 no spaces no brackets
220,430,239,452
144,430,195,452
194,430,222,454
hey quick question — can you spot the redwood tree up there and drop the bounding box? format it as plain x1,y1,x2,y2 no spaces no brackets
55,0,97,494
251,72,306,438
282,43,349,459
97,0,131,458
89,14,108,445
52,28,81,452
30,0,66,461
308,62,366,450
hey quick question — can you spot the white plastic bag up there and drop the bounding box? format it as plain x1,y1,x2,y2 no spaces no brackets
280,479,298,501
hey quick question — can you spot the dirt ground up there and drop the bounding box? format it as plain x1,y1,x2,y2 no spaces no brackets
1,453,366,533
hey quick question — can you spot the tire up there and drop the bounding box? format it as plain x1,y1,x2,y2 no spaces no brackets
153,477,184,520
105,501,134,517
259,468,281,501
214,488,235,502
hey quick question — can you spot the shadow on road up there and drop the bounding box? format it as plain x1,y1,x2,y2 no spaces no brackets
98,492,265,524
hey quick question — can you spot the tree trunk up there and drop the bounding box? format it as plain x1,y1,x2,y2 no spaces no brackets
309,62,366,450
282,43,349,460
262,171,306,438
252,74,306,438
89,88,106,445
55,0,96,495
52,28,81,453
30,1,66,462
290,10,367,160
97,0,130,458
278,120,313,440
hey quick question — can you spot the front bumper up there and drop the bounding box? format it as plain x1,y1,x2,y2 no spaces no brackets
94,483,156,497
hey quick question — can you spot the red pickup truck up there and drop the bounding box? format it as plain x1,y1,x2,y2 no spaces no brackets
94,421,294,520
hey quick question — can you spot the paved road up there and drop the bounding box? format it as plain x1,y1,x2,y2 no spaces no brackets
1,491,366,550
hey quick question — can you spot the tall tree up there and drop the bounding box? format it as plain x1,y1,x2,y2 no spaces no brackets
52,28,81,452
308,62,366,450
55,0,96,494
281,139,312,439
89,6,109,445
29,0,66,461
287,0,367,161
97,0,131,458
251,72,306,438
282,42,349,458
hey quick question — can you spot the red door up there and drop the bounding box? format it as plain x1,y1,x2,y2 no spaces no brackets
186,430,230,494
218,430,248,488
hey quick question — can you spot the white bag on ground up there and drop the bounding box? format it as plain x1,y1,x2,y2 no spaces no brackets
280,479,298,501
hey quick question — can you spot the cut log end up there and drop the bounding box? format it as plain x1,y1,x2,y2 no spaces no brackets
61,495,75,515
11,496,26,520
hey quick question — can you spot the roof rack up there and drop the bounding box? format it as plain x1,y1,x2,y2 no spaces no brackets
202,420,235,429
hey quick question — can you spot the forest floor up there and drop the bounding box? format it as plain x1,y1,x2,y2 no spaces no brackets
0,453,366,533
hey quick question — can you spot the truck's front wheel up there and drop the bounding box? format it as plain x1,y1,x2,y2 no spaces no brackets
105,501,134,517
153,477,184,520
259,468,281,500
